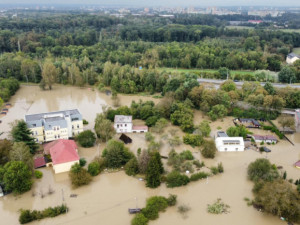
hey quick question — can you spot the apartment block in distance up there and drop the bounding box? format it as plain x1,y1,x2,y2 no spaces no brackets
25,109,83,143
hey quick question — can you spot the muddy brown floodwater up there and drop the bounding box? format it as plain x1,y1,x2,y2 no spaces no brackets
0,85,299,225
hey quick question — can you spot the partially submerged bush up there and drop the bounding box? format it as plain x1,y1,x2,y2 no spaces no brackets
19,204,68,224
125,157,139,176
87,162,101,176
190,172,209,182
69,163,92,187
207,199,230,214
34,171,43,179
76,130,96,147
166,171,189,188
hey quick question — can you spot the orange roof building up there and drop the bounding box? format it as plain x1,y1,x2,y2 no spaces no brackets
44,140,79,174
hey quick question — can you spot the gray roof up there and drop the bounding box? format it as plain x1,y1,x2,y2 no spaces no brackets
217,131,228,137
44,117,68,131
287,53,300,59
114,115,132,123
25,109,81,129
25,109,81,122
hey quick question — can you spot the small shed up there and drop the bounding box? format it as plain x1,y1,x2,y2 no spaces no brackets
119,134,132,144
34,157,47,169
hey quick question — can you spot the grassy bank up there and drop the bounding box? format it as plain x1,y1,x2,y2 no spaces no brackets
158,67,255,76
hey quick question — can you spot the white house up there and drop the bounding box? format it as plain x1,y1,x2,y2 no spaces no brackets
114,115,148,133
114,115,133,133
286,53,300,65
252,135,277,144
215,131,245,152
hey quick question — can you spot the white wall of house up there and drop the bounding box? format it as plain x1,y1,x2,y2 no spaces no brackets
215,137,245,152
132,128,148,133
286,57,300,65
114,122,133,133
53,160,79,174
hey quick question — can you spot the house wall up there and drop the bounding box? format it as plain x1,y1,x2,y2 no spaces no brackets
30,127,44,142
71,120,83,136
132,129,148,133
53,160,79,174
287,57,300,65
44,128,69,142
114,122,133,133
217,145,244,152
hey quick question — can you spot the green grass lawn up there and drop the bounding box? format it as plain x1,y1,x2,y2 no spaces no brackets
225,26,254,30
158,67,255,75
280,29,300,34
293,47,300,55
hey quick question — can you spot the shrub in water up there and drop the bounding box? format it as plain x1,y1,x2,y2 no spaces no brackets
34,170,43,179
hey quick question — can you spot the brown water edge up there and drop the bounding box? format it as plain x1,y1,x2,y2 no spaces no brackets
0,85,160,138
0,85,299,225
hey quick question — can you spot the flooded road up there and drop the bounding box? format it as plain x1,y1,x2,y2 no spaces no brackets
0,85,299,225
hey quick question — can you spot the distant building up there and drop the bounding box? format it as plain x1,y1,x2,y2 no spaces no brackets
294,160,300,169
252,135,277,144
238,118,261,128
25,109,83,143
286,53,300,65
215,131,245,152
114,115,148,133
296,109,300,126
43,139,79,174
248,20,263,24
0,185,3,197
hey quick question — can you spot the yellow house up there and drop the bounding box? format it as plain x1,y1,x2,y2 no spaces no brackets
25,109,83,143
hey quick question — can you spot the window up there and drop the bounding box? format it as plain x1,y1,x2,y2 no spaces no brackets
72,132,74,136
78,131,80,134
225,148,227,151
121,124,123,127
55,135,57,139
58,135,60,138
77,125,79,128
117,124,119,128
57,127,60,130
54,127,56,131
35,131,38,135
125,124,127,127
72,125,74,129
236,148,238,151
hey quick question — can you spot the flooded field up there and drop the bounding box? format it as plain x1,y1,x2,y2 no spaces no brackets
0,85,299,225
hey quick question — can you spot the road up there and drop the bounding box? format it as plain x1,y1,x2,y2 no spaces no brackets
197,78,300,89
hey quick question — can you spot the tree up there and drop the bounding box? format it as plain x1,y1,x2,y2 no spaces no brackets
41,59,57,90
218,67,230,79
201,140,217,159
278,66,296,83
278,116,295,132
2,161,33,194
125,157,139,176
10,142,34,172
94,114,116,142
254,179,300,223
0,139,12,166
88,161,101,176
104,140,133,168
207,104,228,121
146,155,161,188
138,149,150,174
152,151,164,174
76,130,96,147
264,82,276,95
220,80,236,92
196,120,211,137
131,214,148,225
69,163,92,187
10,120,38,154
226,125,250,139
247,158,279,182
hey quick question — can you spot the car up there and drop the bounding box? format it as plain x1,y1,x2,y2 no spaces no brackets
263,147,271,152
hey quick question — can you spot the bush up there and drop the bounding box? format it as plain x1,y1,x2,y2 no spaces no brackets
125,157,139,176
207,199,230,214
210,166,219,175
88,162,101,176
145,132,155,142
183,134,203,147
131,214,148,225
142,196,169,220
201,140,217,159
79,158,87,167
190,172,209,182
83,119,89,125
34,171,43,179
166,171,190,188
145,116,159,127
181,161,194,173
193,160,204,168
19,204,68,224
179,150,194,160
69,163,92,187
76,130,96,147
166,194,177,206
217,162,224,173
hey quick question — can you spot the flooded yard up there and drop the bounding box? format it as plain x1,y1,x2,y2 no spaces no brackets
0,85,299,225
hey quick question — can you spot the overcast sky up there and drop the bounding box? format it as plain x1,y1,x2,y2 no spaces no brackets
0,0,299,7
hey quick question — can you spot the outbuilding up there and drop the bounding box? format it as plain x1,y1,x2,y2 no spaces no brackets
295,160,300,169
119,134,132,144
215,137,245,152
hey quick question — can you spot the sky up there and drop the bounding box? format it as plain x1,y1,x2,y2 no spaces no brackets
0,0,300,7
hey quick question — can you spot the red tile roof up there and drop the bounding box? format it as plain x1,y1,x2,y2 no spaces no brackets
44,140,79,165
34,157,46,169
132,125,148,130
